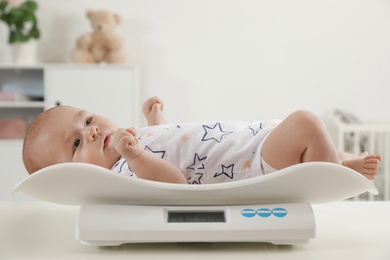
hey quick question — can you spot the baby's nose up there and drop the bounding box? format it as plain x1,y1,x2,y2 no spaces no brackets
89,126,99,141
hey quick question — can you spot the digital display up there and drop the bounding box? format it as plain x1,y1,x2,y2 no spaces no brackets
168,211,226,223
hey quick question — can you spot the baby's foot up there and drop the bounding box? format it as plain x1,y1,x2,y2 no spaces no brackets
342,154,382,180
338,151,369,161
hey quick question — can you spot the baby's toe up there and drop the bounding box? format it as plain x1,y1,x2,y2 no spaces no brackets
366,154,382,161
364,160,380,168
363,173,376,181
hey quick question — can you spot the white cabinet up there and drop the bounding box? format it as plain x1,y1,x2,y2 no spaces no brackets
0,64,140,201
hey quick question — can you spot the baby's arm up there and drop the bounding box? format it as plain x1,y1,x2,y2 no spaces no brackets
142,96,168,126
113,128,187,184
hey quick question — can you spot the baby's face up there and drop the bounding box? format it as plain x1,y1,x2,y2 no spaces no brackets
38,106,121,169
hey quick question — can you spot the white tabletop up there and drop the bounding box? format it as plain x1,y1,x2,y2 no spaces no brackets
0,201,389,260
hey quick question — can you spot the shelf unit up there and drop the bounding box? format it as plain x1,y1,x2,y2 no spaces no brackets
0,65,44,124
0,102,44,108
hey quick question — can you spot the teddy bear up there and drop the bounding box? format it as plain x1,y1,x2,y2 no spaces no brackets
71,10,127,64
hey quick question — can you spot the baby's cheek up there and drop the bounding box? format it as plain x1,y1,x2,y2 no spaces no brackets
77,148,119,169
74,149,96,164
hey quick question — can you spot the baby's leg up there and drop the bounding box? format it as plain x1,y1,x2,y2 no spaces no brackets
262,110,340,168
261,110,381,179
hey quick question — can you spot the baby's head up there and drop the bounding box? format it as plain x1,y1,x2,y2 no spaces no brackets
23,106,121,174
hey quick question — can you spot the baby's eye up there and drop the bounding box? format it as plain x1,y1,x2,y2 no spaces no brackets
73,139,80,150
85,117,92,126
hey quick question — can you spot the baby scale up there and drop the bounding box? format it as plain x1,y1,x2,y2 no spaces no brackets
13,162,378,246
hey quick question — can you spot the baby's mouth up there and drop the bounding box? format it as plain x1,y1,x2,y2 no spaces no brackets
103,135,111,149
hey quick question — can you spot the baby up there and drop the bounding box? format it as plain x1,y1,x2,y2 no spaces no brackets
22,97,382,184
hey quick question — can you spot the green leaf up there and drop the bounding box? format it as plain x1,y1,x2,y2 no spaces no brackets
30,27,40,38
23,13,34,22
9,9,23,22
24,1,38,11
0,2,7,11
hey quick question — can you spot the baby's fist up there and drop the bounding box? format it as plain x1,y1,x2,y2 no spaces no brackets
142,96,167,126
113,128,142,160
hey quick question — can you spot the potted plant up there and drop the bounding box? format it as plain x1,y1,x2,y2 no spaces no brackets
0,0,40,64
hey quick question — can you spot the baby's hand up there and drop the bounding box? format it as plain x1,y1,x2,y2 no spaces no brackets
113,128,142,160
142,96,167,126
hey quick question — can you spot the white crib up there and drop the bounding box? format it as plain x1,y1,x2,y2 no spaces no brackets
324,110,390,201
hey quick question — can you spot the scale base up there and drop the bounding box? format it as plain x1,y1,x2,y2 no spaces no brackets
76,202,316,246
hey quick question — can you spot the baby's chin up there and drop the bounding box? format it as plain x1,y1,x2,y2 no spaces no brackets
93,154,121,170
108,154,122,169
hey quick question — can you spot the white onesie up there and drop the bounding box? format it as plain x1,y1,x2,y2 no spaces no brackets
111,120,280,184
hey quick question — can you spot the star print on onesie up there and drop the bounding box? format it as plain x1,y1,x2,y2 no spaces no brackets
214,164,235,179
249,122,263,136
111,120,281,184
186,153,207,184
202,122,233,143
145,145,166,159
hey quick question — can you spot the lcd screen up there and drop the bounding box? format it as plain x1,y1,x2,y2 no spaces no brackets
168,211,226,223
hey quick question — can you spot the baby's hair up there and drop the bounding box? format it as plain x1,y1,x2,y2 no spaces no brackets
22,106,59,174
